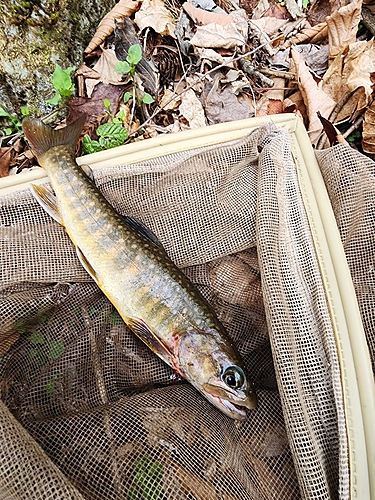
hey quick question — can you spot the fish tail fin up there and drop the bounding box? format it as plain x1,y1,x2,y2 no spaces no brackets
22,115,87,160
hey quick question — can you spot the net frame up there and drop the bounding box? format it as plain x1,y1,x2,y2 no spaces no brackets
0,114,374,498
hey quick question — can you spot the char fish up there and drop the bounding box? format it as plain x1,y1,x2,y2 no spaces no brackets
22,116,257,419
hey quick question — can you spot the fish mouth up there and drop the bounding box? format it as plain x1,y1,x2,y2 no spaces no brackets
201,387,257,420
201,384,258,421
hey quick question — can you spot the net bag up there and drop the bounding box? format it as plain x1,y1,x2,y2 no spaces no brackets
0,115,374,500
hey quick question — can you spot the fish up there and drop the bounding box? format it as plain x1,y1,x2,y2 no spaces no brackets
22,116,257,420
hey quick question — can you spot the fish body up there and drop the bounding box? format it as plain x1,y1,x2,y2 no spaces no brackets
22,116,257,419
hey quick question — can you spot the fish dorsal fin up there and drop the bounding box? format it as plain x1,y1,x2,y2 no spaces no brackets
22,115,87,160
122,215,165,250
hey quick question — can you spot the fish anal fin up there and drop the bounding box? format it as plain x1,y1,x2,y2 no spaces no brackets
22,115,87,160
30,184,63,225
127,317,175,367
76,246,98,282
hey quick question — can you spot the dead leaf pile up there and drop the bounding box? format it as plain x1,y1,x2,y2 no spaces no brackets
2,0,375,176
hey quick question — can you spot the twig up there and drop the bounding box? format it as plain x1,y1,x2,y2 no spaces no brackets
259,67,296,81
342,114,364,139
239,59,274,87
131,33,283,136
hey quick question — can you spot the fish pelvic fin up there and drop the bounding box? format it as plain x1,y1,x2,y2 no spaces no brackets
30,184,63,225
22,115,87,160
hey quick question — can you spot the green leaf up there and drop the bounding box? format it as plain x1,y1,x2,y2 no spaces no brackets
115,61,131,74
0,107,11,118
82,134,103,155
28,331,45,344
103,98,111,110
127,44,142,66
96,122,128,149
123,92,132,104
45,373,63,396
108,310,123,325
142,93,154,104
46,91,62,106
47,340,64,359
4,127,13,136
302,0,309,7
21,106,30,117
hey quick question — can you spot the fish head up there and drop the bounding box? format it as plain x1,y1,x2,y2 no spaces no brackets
177,330,257,420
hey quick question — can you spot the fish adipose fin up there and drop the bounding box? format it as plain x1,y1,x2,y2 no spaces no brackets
22,115,87,160
127,317,175,367
30,184,63,225
76,247,98,282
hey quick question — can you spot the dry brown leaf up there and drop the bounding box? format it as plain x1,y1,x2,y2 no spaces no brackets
183,2,234,25
179,89,206,128
281,22,328,48
84,0,142,54
363,0,375,14
190,23,246,50
203,74,253,124
326,0,362,61
0,147,16,178
85,48,125,97
135,0,176,36
323,41,375,119
291,47,336,144
363,103,375,154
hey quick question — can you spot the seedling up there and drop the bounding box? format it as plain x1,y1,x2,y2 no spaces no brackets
128,455,163,500
0,105,29,137
46,64,75,106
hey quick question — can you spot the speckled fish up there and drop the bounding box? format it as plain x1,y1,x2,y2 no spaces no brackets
22,116,257,420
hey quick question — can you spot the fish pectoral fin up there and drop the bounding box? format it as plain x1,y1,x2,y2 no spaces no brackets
127,317,175,367
75,246,98,282
122,215,165,251
30,184,63,225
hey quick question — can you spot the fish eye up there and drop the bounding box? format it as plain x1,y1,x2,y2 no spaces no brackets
222,366,245,389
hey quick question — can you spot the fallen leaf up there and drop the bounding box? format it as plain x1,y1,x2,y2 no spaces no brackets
291,47,336,144
85,48,125,98
323,40,375,119
0,147,15,178
183,2,234,26
326,0,362,61
203,74,253,124
159,88,181,110
362,102,375,154
179,89,207,128
281,22,328,48
84,0,142,54
135,0,176,36
68,83,125,134
190,22,246,50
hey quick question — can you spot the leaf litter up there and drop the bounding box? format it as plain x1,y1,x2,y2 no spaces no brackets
2,0,375,170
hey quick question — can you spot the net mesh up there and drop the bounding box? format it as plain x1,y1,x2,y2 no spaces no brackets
0,122,371,500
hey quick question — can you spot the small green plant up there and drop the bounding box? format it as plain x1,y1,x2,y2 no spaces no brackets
46,64,75,106
28,331,65,366
348,130,362,143
45,373,63,396
115,44,154,106
82,121,129,154
0,105,29,137
128,455,164,500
